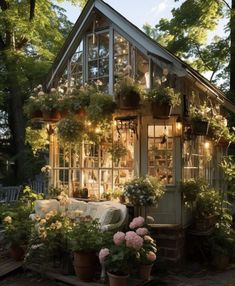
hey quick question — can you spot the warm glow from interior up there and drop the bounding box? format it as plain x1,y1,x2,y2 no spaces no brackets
204,141,210,149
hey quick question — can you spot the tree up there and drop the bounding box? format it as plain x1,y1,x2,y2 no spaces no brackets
0,1,77,183
143,0,235,99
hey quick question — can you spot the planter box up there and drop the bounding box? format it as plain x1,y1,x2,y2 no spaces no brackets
42,110,61,122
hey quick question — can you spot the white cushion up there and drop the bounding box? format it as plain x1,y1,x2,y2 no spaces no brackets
68,200,87,213
99,207,121,226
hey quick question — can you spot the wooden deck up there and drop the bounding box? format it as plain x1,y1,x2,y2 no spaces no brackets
0,257,23,277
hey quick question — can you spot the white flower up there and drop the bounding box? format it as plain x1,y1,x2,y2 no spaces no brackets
50,88,57,93
4,216,12,224
38,91,45,96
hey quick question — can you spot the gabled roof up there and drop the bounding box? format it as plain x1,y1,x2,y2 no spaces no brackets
45,0,235,112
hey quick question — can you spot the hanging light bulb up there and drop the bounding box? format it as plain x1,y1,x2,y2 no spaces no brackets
204,141,210,149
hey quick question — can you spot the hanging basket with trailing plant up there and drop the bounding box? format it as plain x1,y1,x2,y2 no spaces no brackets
57,117,85,144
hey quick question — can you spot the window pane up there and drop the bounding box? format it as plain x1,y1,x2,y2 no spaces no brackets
148,125,174,185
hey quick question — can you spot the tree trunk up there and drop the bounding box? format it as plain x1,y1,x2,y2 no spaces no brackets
5,52,26,183
230,0,235,101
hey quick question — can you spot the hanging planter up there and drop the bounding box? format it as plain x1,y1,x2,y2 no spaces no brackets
57,116,85,144
115,77,141,110
145,86,181,119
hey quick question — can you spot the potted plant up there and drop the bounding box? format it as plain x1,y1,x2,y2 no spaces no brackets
128,216,157,281
1,187,41,261
108,141,128,166
26,209,74,273
99,225,140,286
123,175,165,207
57,116,85,145
144,86,181,118
180,178,207,205
194,187,221,230
86,90,116,126
99,216,157,285
115,77,141,110
209,229,235,270
68,216,104,282
69,87,91,119
39,87,63,122
189,102,210,135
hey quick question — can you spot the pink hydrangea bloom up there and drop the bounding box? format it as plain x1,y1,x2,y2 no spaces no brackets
125,231,143,250
146,251,156,262
129,216,145,229
136,227,148,237
113,231,126,246
99,248,110,262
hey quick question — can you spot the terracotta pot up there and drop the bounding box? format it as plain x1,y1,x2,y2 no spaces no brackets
151,102,172,118
42,109,61,122
107,272,129,286
73,251,97,282
139,264,153,281
9,245,25,261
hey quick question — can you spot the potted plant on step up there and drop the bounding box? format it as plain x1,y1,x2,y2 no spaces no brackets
144,86,181,118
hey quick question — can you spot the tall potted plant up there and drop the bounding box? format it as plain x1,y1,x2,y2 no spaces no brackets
144,86,181,118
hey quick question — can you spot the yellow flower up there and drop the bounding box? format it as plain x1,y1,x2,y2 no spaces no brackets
55,221,62,230
39,231,47,239
39,219,46,225
49,223,56,230
4,216,12,224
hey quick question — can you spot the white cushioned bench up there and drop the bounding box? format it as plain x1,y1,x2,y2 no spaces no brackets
31,198,128,232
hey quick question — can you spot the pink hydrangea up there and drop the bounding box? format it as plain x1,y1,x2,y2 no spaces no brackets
99,248,110,262
136,227,148,237
129,216,145,229
125,231,143,250
146,251,156,262
113,231,126,246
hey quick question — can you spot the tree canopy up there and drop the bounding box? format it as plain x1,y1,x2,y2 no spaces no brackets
143,0,234,96
0,0,82,183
